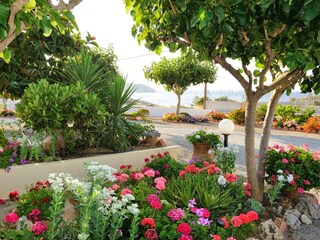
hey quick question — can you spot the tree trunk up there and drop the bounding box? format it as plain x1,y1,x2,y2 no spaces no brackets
257,89,283,198
244,95,263,201
176,93,181,114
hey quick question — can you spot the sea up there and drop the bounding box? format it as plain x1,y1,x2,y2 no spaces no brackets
131,89,311,107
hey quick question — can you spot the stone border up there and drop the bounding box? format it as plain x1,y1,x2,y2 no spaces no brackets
0,145,181,198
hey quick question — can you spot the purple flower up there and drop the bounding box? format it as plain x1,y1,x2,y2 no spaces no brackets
12,152,17,159
20,159,29,165
6,167,11,172
197,217,212,226
9,158,14,163
188,198,196,208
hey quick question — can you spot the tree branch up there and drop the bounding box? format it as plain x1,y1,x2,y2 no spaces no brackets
215,34,223,50
48,0,83,10
272,23,286,38
213,55,249,90
240,31,250,46
242,63,253,86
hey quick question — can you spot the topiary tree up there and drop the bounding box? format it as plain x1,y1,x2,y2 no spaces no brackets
0,0,82,62
144,56,217,114
124,0,320,201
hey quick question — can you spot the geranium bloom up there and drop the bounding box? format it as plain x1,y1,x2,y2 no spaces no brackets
146,194,159,203
227,237,236,240
144,169,155,177
0,198,6,204
246,211,259,221
221,217,229,228
157,153,163,158
114,173,129,183
212,235,221,240
144,157,150,162
134,173,145,180
177,222,191,235
225,173,239,182
111,184,120,190
281,158,289,164
179,234,193,240
195,208,210,218
197,217,212,226
28,208,42,222
230,216,243,227
120,165,126,169
179,170,187,178
297,187,305,193
239,213,250,224
304,179,311,185
167,208,184,221
9,191,19,201
144,229,158,240
154,177,166,184
150,200,162,210
185,164,200,173
4,212,19,224
141,218,155,228
121,188,132,196
155,182,166,190
32,221,47,235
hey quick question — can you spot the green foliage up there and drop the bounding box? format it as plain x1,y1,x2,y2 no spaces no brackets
216,144,239,173
214,96,230,101
256,104,268,122
0,127,8,147
295,107,316,125
266,181,285,206
228,108,245,125
265,144,320,193
15,79,106,149
192,96,210,106
276,104,300,121
185,129,221,149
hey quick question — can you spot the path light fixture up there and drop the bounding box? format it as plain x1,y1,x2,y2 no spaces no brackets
218,119,235,147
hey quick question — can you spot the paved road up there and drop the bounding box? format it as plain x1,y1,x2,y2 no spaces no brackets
150,119,320,168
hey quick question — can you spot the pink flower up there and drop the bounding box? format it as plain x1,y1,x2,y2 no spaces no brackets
230,216,243,227
195,208,210,218
114,173,129,183
297,187,305,193
304,179,311,185
150,200,162,210
146,194,159,203
212,235,221,240
281,158,289,164
9,191,19,201
287,144,295,151
179,235,193,240
32,221,47,235
167,208,184,221
4,212,19,224
155,182,166,190
144,169,155,177
121,188,132,196
227,237,236,240
221,217,229,228
303,143,310,151
134,173,145,180
120,165,126,169
239,213,250,224
179,170,187,178
157,153,163,158
291,158,296,163
290,180,296,186
111,184,120,190
28,208,41,222
144,229,158,239
164,164,169,169
154,177,166,184
246,211,259,221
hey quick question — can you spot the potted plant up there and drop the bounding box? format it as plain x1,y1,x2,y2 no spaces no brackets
185,129,221,161
143,125,161,145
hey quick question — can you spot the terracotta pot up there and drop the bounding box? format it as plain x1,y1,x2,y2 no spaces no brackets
192,142,213,161
146,137,159,145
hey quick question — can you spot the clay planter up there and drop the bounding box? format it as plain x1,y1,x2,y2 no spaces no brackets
146,136,159,146
192,142,212,160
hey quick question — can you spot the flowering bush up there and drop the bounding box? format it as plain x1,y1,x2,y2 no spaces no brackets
207,110,227,121
162,113,182,122
185,129,221,149
265,144,320,193
303,116,320,133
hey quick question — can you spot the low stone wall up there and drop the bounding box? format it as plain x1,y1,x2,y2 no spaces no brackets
0,145,181,198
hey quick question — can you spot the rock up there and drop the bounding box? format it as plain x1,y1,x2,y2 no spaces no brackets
295,194,320,219
300,214,313,225
284,213,301,230
284,209,301,218
42,133,65,152
259,219,285,240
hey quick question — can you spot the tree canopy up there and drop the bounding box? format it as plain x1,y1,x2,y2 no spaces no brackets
144,56,217,113
125,0,320,201
0,0,83,62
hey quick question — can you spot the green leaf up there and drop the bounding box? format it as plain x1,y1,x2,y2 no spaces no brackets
23,0,36,12
214,7,224,23
0,4,10,27
234,10,246,26
63,11,79,31
40,16,52,37
253,69,260,77
317,30,320,43
304,61,315,72
199,10,213,29
259,0,275,13
0,28,7,40
3,48,11,63
176,0,187,12
299,0,320,23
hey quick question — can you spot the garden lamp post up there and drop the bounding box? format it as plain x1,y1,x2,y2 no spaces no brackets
218,119,235,147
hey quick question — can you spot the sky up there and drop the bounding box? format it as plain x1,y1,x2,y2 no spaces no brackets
72,1,246,91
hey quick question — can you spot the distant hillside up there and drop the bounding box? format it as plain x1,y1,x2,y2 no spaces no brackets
128,83,156,93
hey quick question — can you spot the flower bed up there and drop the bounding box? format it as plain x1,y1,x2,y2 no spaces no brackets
0,151,260,240
0,145,181,198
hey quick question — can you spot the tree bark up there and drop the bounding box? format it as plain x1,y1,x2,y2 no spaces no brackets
176,93,181,114
244,94,262,201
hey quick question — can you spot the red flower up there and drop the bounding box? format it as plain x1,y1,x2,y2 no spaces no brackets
42,197,50,203
225,173,239,183
141,218,155,228
163,164,169,169
221,217,229,228
179,170,187,178
212,235,221,240
150,200,162,210
4,212,19,224
144,158,150,163
177,223,191,235
31,221,47,235
157,153,163,158
304,179,311,185
179,235,193,240
246,211,259,221
146,194,159,203
239,213,250,224
144,229,158,240
9,191,19,201
185,164,200,173
230,216,243,227
0,198,6,204
120,165,126,169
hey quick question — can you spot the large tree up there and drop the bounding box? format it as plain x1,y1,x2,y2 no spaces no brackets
0,0,82,61
124,0,320,201
144,56,217,114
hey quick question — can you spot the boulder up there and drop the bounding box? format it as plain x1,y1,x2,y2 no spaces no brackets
295,194,320,220
284,213,301,230
259,219,285,240
300,214,312,225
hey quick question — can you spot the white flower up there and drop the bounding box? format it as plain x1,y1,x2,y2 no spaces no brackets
287,174,294,183
78,233,89,240
218,176,227,186
208,149,214,154
277,169,284,174
127,203,140,215
277,175,286,182
195,135,201,139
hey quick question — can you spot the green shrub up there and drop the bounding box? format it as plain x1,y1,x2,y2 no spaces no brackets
228,108,245,125
295,107,315,125
256,104,267,121
276,104,300,121
16,79,106,150
192,96,210,106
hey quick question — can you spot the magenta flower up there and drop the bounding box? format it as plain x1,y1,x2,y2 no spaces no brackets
32,221,47,235
281,158,289,164
297,187,305,193
167,208,184,221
